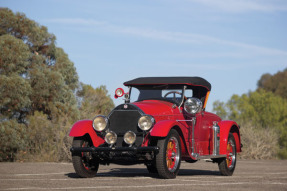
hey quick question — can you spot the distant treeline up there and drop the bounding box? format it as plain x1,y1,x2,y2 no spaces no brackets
213,68,287,159
0,8,114,162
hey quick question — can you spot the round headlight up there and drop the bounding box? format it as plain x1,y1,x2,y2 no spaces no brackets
124,131,136,145
138,115,155,131
105,131,117,145
184,98,202,114
93,115,108,132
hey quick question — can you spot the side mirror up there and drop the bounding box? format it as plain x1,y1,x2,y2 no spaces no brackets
184,98,202,114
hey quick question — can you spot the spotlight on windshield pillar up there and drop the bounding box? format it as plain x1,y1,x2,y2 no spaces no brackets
114,88,124,99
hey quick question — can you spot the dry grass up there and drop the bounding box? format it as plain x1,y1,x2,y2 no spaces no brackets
239,123,279,159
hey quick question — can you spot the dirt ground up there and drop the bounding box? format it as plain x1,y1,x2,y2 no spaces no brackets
0,160,286,191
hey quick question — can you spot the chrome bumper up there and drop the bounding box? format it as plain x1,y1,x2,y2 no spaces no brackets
70,146,159,153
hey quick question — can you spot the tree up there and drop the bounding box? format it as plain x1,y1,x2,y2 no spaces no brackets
0,8,56,58
212,100,228,120
0,8,115,161
77,84,115,119
213,89,287,159
0,8,78,120
257,68,287,99
257,68,287,158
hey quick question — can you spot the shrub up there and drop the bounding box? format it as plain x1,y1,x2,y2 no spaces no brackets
239,123,279,159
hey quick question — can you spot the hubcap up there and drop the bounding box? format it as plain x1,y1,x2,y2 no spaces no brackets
166,137,180,172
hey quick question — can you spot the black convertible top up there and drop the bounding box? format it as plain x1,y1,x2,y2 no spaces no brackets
124,77,211,91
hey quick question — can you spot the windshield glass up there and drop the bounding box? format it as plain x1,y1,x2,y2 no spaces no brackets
129,85,190,105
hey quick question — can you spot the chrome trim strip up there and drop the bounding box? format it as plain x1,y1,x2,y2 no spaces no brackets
191,117,198,158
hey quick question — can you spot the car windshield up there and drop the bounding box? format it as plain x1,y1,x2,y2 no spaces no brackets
129,85,190,105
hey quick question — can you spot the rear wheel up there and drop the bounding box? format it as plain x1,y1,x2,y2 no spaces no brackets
156,129,181,179
218,133,237,176
72,137,99,178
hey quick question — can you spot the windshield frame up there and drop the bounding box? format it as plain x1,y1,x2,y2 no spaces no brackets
129,85,187,106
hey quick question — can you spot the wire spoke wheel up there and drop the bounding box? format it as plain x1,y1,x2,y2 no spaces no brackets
156,129,181,179
72,137,99,178
166,137,180,172
226,141,236,169
218,133,237,176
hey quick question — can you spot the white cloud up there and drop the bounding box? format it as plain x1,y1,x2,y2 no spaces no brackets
46,18,107,26
188,0,287,13
46,18,287,56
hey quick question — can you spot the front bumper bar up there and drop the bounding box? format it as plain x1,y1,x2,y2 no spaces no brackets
70,146,159,153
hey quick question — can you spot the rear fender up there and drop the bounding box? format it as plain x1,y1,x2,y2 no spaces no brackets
69,120,105,147
218,120,241,155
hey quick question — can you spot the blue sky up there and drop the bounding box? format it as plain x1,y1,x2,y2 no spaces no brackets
2,0,287,110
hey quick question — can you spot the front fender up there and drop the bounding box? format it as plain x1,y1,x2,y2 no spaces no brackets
150,120,182,137
218,120,241,155
69,120,105,147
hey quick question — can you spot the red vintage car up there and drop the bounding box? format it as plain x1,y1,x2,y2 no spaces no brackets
70,77,242,179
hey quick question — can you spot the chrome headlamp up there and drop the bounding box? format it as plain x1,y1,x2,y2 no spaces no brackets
92,115,108,132
115,88,124,97
124,131,136,145
138,115,155,131
105,131,117,145
184,98,202,114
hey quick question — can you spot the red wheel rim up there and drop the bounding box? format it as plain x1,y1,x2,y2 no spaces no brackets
81,142,92,171
226,140,235,169
166,137,180,172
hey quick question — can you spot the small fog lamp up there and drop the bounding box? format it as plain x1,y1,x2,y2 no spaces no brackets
124,131,136,145
105,131,117,145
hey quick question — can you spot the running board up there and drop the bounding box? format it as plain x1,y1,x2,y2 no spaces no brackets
196,154,226,160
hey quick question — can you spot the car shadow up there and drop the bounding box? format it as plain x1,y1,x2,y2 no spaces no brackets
179,169,220,176
65,168,220,179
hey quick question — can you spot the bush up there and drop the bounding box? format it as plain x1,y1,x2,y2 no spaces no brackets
15,111,73,162
239,123,279,159
0,120,28,161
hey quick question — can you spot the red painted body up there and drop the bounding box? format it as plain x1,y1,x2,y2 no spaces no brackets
70,82,241,164
69,77,242,178
133,100,241,159
218,120,241,154
70,99,241,159
69,120,105,147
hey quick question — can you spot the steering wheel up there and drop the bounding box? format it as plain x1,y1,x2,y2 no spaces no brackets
164,91,187,102
164,91,182,99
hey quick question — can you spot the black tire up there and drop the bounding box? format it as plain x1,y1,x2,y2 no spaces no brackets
156,129,181,179
218,133,237,176
72,137,99,178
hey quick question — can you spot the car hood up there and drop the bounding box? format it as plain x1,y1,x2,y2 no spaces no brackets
132,100,175,116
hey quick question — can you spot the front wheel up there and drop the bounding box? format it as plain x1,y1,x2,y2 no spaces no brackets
72,137,99,178
156,129,181,179
218,133,237,176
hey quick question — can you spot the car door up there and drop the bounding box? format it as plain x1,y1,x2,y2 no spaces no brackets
182,111,210,156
